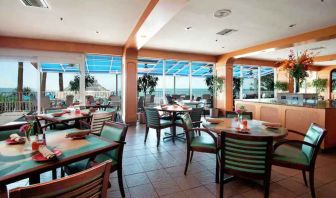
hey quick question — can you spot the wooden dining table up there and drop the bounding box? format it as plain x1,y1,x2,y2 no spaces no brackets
155,105,192,142
203,118,288,184
203,118,288,140
0,129,119,198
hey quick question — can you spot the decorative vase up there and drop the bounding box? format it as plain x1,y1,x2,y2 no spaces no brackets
294,77,300,93
236,114,243,128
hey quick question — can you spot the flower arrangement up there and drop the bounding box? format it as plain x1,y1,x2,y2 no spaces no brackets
20,116,35,141
235,105,246,116
276,50,316,93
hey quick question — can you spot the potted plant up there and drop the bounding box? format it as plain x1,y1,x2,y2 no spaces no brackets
205,75,224,118
276,50,315,93
137,74,159,124
274,81,289,92
312,78,327,100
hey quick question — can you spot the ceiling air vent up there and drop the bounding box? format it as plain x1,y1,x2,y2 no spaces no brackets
20,0,49,8
216,29,237,36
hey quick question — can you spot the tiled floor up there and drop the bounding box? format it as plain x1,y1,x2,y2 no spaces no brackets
6,124,336,198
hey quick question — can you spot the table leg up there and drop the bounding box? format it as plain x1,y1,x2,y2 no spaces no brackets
29,174,40,185
0,185,7,198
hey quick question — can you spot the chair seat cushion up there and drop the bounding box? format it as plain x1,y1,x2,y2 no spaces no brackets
65,159,90,174
94,153,118,166
191,135,216,150
273,144,309,166
160,120,172,127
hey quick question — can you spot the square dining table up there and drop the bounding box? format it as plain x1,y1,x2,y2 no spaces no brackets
0,129,119,198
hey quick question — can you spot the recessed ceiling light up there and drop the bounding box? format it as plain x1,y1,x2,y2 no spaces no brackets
289,24,296,28
214,9,231,18
185,26,192,30
96,31,99,34
222,47,225,49
60,17,63,21
215,39,218,42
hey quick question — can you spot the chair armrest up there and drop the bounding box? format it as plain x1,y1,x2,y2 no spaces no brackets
288,129,306,137
274,139,316,151
188,128,217,143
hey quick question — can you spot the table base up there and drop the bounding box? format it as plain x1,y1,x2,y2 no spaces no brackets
163,132,186,142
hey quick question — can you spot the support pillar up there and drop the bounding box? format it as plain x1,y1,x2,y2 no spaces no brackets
215,57,235,112
40,72,47,96
17,62,23,101
122,48,138,125
59,73,64,91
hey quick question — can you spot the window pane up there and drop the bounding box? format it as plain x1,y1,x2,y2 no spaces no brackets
260,67,274,98
233,65,242,99
242,66,258,99
191,62,212,99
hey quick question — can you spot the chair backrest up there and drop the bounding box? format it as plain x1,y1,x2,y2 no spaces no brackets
144,108,161,128
302,123,327,162
190,107,203,122
90,112,114,135
65,95,74,106
220,133,273,180
99,122,128,164
181,113,196,144
166,95,173,104
9,160,112,198
225,111,253,120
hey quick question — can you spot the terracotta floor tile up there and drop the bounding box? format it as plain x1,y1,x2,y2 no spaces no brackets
183,186,215,198
128,184,158,198
125,172,150,188
152,180,181,196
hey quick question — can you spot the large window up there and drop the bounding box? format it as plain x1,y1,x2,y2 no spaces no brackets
137,58,214,105
233,65,275,100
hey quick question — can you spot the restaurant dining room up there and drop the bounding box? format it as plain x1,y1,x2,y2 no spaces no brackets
1,0,336,198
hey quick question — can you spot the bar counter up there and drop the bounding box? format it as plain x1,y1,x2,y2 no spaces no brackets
235,99,336,149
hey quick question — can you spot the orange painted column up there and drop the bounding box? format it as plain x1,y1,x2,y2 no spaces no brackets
215,57,234,113
122,48,138,125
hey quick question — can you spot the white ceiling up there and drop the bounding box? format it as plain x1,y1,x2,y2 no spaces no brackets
246,38,336,65
144,0,336,55
0,0,336,58
0,0,149,45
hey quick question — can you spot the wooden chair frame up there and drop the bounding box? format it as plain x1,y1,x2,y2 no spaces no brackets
272,123,327,198
219,133,273,198
9,160,112,198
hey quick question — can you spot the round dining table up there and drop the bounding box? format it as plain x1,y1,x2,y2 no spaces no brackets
155,105,192,142
203,118,288,140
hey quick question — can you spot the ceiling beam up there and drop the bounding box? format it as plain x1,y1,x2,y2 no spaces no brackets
139,48,217,62
217,25,336,63
124,0,188,50
314,54,336,62
0,36,123,55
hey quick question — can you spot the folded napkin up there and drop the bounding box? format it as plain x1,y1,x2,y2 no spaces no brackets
9,133,25,143
38,145,56,159
66,130,90,138
206,118,225,124
262,122,282,128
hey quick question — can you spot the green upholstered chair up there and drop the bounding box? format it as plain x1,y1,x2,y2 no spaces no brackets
9,160,112,198
64,121,128,197
218,133,273,198
272,123,327,198
44,108,70,130
225,111,253,120
181,113,218,179
0,124,25,141
144,108,173,147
